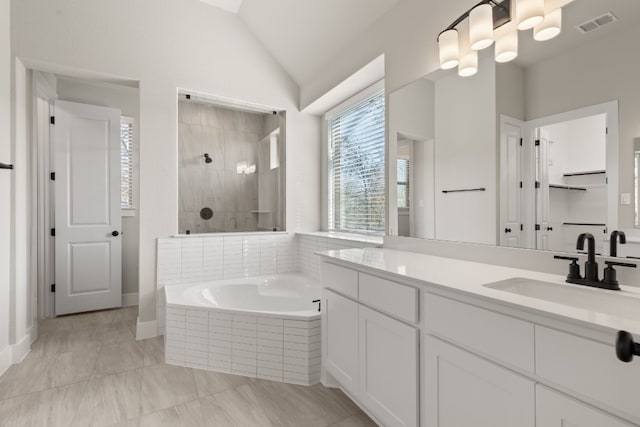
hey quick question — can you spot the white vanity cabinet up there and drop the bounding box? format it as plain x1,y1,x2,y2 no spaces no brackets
323,289,359,397
425,335,535,427
320,256,640,427
321,262,419,427
536,385,634,427
359,305,418,427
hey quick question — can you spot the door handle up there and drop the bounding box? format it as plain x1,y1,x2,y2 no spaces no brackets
505,228,512,233
547,226,553,231
112,231,120,237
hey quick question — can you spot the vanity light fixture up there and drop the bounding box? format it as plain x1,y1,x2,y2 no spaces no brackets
459,50,479,77
438,29,460,70
516,0,545,30
470,4,495,50
495,29,518,62
534,8,562,41
437,0,564,76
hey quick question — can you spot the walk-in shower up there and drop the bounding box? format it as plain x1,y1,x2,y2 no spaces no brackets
178,92,285,234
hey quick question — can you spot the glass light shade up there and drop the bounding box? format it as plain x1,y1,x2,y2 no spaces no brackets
458,50,478,77
534,8,562,41
495,30,518,62
470,4,494,50
439,29,459,70
516,0,545,30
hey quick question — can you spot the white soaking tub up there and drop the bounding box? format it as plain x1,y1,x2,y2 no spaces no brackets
163,273,322,385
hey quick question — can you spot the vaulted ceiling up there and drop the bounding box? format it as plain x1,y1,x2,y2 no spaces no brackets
199,0,403,86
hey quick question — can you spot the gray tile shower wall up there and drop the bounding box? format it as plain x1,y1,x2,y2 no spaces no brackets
178,101,276,234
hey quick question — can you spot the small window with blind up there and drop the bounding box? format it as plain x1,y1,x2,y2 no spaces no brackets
328,90,385,233
120,116,135,210
397,158,410,209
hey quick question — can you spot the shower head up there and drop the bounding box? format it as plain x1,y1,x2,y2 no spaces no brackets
204,153,213,164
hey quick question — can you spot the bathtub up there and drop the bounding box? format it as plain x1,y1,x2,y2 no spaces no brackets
163,273,322,385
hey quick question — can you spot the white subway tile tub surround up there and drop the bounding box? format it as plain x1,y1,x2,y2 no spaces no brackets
157,233,296,333
156,231,380,335
164,306,321,385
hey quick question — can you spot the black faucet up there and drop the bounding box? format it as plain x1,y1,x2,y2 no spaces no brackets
554,232,636,291
577,233,598,282
610,230,626,257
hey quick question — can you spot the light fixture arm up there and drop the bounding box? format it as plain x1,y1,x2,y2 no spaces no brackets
437,0,511,41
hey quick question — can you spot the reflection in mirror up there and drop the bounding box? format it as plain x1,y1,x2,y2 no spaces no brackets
389,0,640,257
177,92,286,234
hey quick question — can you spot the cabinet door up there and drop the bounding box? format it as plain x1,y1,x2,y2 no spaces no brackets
536,385,634,427
323,289,359,396
425,335,535,427
359,305,418,427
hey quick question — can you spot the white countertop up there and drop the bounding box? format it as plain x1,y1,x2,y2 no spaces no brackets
317,247,640,336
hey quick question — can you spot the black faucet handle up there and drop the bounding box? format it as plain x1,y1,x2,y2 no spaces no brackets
605,261,637,269
554,255,581,281
616,331,640,363
553,255,579,261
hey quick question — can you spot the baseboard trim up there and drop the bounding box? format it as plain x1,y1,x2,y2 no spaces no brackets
0,345,11,377
135,317,158,341
122,292,138,307
11,327,34,364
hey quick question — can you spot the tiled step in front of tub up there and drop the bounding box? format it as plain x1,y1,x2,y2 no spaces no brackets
165,307,321,385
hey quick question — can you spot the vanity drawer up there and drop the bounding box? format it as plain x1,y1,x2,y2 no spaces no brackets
358,273,418,324
321,262,358,298
535,326,640,422
425,293,534,372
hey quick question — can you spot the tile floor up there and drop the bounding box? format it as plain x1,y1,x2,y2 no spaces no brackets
0,307,376,427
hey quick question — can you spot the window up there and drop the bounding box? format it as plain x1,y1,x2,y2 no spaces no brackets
120,116,134,209
328,91,385,232
397,158,410,209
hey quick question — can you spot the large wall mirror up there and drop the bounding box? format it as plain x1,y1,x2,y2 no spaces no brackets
178,92,286,234
388,0,640,256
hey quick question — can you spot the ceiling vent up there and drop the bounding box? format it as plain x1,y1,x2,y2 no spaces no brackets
576,12,618,34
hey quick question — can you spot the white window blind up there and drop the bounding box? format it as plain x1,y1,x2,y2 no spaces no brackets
397,158,410,209
120,116,134,209
328,91,385,232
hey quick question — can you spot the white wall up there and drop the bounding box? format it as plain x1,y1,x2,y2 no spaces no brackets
434,58,497,245
56,77,140,298
525,24,640,228
11,0,321,328
0,0,12,374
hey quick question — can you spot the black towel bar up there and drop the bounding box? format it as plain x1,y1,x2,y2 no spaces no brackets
442,187,486,194
0,163,13,170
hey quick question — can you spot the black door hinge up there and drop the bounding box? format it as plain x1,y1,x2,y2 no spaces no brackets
535,181,540,188
520,224,524,231
535,139,540,146
50,284,55,292
606,127,609,134
50,172,55,181
519,138,523,146
50,116,55,125
519,181,523,189
50,228,55,237
535,224,541,231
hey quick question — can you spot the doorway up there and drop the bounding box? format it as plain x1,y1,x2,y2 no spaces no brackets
32,72,140,318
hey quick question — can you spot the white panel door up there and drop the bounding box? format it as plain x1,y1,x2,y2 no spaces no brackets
54,100,122,315
500,116,523,247
536,129,551,251
323,289,359,397
536,385,634,427
359,305,418,427
425,335,535,427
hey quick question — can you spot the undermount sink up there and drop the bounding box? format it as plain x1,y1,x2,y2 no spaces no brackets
484,278,640,321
